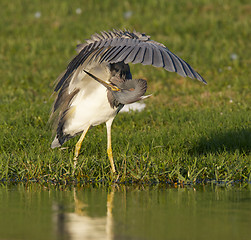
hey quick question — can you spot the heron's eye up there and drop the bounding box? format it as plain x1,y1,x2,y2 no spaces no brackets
129,88,135,91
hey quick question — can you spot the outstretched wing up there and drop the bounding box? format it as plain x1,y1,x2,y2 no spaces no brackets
54,29,206,92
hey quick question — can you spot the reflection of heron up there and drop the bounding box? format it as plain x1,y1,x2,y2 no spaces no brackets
50,30,206,172
54,189,114,240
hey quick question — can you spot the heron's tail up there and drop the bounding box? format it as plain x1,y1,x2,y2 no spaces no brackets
51,136,61,149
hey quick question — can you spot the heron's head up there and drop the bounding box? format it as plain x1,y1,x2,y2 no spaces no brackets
84,70,150,104
110,78,148,104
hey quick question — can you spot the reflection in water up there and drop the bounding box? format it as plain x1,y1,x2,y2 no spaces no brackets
0,184,250,240
54,188,114,240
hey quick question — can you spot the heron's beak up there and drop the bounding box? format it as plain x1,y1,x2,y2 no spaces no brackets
140,94,152,100
84,70,121,92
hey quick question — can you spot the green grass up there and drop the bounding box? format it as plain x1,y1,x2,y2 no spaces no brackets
0,0,250,184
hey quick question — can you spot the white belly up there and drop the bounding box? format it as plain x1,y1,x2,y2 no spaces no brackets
64,82,117,136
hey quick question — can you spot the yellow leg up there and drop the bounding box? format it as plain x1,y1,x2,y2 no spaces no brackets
73,125,90,165
106,119,116,173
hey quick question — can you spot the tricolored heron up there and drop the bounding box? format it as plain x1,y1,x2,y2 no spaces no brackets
50,29,206,173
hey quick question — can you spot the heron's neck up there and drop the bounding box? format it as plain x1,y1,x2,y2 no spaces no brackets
107,90,123,109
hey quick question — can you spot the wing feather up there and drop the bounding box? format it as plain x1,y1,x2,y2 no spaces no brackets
108,46,133,63
160,49,176,72
54,29,206,93
141,47,153,65
105,46,125,62
131,46,147,64
152,47,164,68
123,45,140,63
99,47,116,62
167,51,187,77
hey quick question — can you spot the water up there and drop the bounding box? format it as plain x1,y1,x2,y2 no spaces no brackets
0,184,250,240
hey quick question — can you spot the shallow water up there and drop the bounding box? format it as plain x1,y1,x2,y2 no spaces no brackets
0,184,250,240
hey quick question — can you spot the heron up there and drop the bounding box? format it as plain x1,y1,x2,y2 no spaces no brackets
50,29,206,173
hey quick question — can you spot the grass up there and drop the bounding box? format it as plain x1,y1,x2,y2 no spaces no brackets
0,0,250,184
